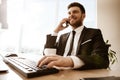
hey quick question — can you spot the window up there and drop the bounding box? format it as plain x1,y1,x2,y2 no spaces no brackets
0,0,8,29
0,0,97,54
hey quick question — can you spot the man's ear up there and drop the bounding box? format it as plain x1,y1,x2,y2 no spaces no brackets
82,14,86,19
82,14,86,21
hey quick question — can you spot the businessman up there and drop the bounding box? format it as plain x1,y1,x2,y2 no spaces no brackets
37,2,109,70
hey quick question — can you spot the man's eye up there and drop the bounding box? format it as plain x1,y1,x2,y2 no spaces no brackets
68,12,71,15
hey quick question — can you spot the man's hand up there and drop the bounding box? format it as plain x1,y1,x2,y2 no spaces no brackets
54,18,70,33
37,55,74,68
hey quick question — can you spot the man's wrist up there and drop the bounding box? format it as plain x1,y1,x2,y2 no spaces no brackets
69,56,84,69
66,56,74,67
54,29,60,33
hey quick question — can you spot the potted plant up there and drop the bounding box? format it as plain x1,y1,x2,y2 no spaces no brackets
106,40,117,69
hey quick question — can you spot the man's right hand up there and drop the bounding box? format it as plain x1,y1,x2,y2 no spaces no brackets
37,55,74,68
54,18,70,33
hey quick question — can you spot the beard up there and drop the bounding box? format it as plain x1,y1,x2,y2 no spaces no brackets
69,16,83,28
71,20,82,28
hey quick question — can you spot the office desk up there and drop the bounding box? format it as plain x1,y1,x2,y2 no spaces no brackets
0,52,120,80
0,64,120,80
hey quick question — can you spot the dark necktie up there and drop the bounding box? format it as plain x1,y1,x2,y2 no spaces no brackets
67,31,76,56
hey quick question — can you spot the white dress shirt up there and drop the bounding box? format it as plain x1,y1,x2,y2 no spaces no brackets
44,26,85,69
63,25,84,69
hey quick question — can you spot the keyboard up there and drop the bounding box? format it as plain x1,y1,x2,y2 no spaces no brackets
4,57,59,78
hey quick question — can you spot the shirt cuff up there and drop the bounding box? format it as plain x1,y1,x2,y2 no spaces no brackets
52,32,58,36
70,56,84,69
44,48,56,56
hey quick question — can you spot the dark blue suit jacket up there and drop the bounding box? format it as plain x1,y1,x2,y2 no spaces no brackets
44,27,109,70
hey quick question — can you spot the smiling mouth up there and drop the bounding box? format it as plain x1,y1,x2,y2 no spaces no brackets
70,17,77,21
70,18,76,23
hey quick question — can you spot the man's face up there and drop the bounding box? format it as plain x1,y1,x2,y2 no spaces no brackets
68,6,85,28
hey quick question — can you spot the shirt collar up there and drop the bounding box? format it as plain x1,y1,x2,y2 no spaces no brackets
73,25,84,34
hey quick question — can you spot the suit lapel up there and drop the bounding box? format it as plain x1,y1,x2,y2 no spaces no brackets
63,32,70,44
76,27,87,54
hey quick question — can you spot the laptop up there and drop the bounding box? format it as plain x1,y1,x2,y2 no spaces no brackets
80,76,120,80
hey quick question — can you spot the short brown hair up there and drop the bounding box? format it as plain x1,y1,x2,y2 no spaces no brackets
68,2,85,14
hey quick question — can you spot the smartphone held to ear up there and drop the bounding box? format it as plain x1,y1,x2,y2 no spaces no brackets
62,21,69,28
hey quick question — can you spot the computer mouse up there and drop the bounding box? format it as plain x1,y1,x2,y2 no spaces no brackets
5,53,18,57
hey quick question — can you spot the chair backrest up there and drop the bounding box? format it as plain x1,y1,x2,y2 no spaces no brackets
106,44,111,52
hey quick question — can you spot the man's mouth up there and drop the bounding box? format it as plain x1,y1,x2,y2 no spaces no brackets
70,18,76,23
70,16,77,21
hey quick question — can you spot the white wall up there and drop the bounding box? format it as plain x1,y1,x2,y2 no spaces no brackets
97,0,120,70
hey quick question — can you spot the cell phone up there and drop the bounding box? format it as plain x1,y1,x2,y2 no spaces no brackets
62,21,69,27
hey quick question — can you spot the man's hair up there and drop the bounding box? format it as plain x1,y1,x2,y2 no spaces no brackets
68,2,85,14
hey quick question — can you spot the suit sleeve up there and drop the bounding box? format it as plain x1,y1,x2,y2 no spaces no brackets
77,29,109,70
44,34,57,48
